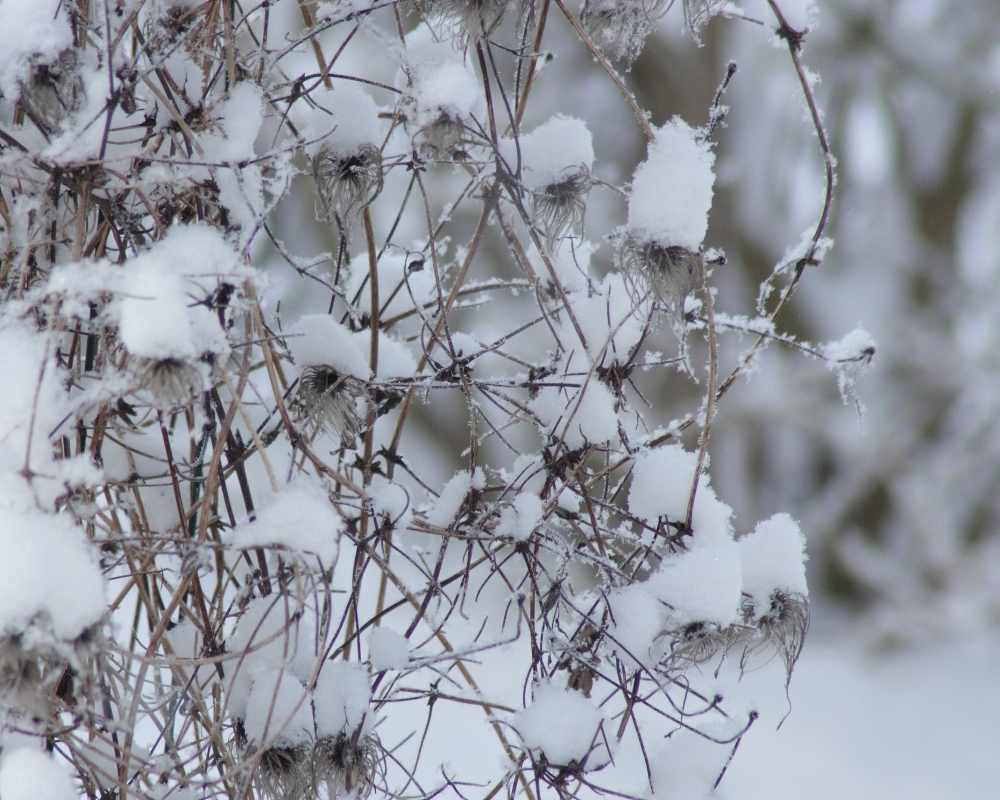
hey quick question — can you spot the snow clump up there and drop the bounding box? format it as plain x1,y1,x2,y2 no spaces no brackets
619,118,716,313
368,628,410,671
495,491,544,542
0,0,75,102
287,314,372,443
514,683,608,768
628,444,735,547
426,469,485,528
0,747,79,800
228,481,343,566
505,116,595,248
737,513,809,617
307,85,384,234
626,118,716,250
401,24,482,158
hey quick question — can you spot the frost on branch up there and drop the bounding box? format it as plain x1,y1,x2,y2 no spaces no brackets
822,326,876,412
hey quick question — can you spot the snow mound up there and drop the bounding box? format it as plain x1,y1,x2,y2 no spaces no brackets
627,118,716,251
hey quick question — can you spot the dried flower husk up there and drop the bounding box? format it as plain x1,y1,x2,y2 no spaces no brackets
662,620,728,669
0,624,102,722
312,732,382,800
751,590,809,680
532,170,592,251
295,365,371,445
0,635,49,718
254,742,311,800
618,234,703,315
313,144,384,237
17,49,85,135
735,590,809,685
132,357,205,409
413,111,467,161
420,0,509,47
581,0,669,63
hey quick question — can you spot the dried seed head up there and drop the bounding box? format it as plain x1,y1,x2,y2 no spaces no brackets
532,170,592,251
295,365,370,445
253,743,311,800
18,50,85,135
663,620,727,669
0,626,99,721
421,0,509,47
581,0,668,63
755,591,809,681
413,111,467,160
0,635,45,714
313,144,384,237
312,733,382,800
618,235,703,315
133,357,204,409
738,591,808,685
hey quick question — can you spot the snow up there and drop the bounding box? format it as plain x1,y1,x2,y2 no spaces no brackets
628,445,736,546
287,314,372,378
224,597,319,720
821,326,875,405
821,326,875,363
244,668,313,746
301,84,381,159
446,331,480,362
0,747,79,800
401,23,482,132
572,273,645,365
120,268,196,360
229,481,343,565
504,454,547,496
0,0,73,100
413,61,480,123
515,116,595,190
766,0,818,33
513,683,606,768
0,321,75,490
738,513,808,615
0,479,105,642
529,376,620,450
201,82,264,163
313,661,371,736
199,83,267,241
426,469,484,528
648,733,729,800
118,225,245,360
689,483,736,547
607,584,669,669
494,492,544,541
368,475,411,525
723,632,1000,800
368,627,410,671
629,445,698,523
353,330,417,378
647,541,743,627
627,118,716,251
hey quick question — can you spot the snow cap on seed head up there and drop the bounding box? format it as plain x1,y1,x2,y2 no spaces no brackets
627,117,716,252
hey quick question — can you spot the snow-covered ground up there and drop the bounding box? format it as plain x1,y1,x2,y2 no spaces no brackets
725,621,1000,800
